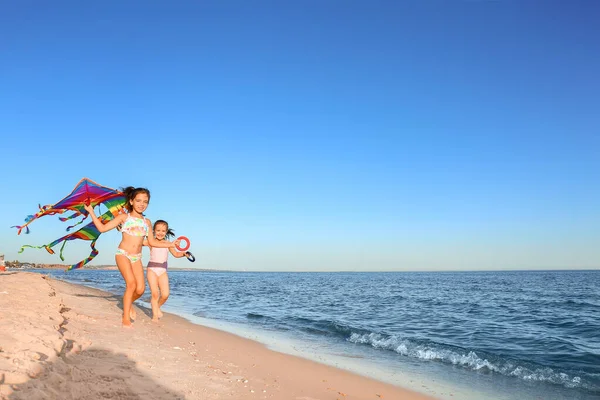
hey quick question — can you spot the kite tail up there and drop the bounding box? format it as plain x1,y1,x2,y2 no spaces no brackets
18,233,69,257
66,239,99,271
12,213,38,234
12,225,31,235
18,244,55,254
58,240,68,261
60,211,85,222
64,215,87,232
13,205,65,235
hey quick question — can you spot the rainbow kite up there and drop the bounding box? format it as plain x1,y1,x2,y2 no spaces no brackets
14,178,126,271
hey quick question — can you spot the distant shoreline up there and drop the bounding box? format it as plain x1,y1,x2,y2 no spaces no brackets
6,264,223,272
4,264,599,273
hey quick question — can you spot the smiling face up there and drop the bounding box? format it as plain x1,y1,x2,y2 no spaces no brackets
130,192,149,215
153,222,168,240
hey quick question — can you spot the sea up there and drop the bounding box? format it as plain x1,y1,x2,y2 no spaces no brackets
30,269,600,400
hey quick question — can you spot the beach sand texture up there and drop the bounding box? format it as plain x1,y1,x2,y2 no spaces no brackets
0,272,434,400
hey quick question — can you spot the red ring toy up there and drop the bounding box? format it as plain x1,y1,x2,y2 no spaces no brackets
175,236,190,251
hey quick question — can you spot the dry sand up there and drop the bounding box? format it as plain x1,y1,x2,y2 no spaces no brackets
0,271,436,400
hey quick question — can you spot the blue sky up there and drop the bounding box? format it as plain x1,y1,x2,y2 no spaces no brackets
1,1,598,271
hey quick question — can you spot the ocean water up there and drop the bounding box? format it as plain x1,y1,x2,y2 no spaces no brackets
31,269,600,399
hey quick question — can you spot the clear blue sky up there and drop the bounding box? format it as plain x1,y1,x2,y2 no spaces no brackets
1,1,598,271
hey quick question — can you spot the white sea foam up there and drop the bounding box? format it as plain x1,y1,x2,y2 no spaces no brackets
348,332,588,390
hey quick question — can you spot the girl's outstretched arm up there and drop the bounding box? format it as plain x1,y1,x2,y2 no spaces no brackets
84,204,126,233
169,248,187,258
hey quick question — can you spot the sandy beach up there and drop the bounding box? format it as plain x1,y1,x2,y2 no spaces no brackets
0,271,435,400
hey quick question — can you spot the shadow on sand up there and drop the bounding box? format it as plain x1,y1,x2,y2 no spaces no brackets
3,347,185,400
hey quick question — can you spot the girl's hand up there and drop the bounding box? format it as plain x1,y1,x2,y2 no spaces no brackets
83,203,94,214
173,238,181,249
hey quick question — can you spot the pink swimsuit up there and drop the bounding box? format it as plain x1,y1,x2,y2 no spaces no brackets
147,247,169,277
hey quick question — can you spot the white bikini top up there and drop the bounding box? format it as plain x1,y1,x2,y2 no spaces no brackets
120,214,148,237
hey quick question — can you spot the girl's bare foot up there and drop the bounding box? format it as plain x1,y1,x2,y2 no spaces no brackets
151,316,160,322
122,318,133,328
130,308,137,321
157,309,163,319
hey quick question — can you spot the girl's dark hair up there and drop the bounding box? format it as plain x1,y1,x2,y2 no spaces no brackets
154,219,175,239
121,186,150,212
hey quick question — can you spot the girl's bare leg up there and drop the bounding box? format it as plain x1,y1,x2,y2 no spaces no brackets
156,273,170,319
147,269,161,322
116,255,136,327
129,261,145,320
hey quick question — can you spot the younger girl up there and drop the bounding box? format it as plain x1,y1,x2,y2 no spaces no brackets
144,220,188,321
84,187,178,327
